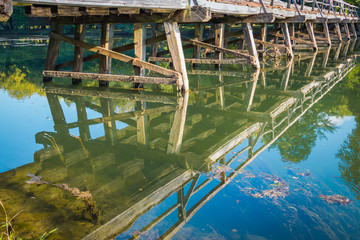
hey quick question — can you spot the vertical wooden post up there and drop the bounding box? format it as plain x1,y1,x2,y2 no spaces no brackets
133,23,147,88
75,96,90,141
193,23,203,67
242,23,260,69
259,23,267,52
136,101,149,146
323,23,331,46
335,23,343,42
99,23,114,87
167,92,189,154
150,24,161,57
344,23,351,40
274,23,280,44
72,24,85,85
215,23,225,68
280,23,294,58
164,22,189,92
43,22,64,82
351,22,357,39
306,22,318,50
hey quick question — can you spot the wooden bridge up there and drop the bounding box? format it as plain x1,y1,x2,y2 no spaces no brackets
0,45,357,239
1,0,359,92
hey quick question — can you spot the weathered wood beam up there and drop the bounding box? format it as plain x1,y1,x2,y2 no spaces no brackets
216,13,276,24
323,23,332,46
43,23,64,82
56,33,167,70
182,38,254,62
72,24,85,84
280,23,294,58
164,22,188,91
351,22,358,39
277,15,306,23
193,23,204,67
259,23,267,52
43,70,179,85
50,32,179,78
306,22,318,50
334,23,343,42
242,23,260,69
171,6,211,22
99,23,113,86
133,23,146,88
344,23,351,40
148,57,249,64
215,23,225,67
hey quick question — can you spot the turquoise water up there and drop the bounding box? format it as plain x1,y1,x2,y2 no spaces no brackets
0,37,360,240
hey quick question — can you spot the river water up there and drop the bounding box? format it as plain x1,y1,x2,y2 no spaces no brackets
0,36,360,240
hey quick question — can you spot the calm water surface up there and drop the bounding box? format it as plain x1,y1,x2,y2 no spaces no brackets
0,37,360,240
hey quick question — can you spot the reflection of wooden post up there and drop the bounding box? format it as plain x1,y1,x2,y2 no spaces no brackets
280,23,293,58
136,101,149,146
99,23,114,87
342,40,350,56
305,52,317,77
100,98,117,145
323,23,331,46
167,92,189,154
75,96,90,141
43,23,64,82
134,23,147,88
72,24,85,85
306,22,317,50
242,70,260,111
335,23,343,42
350,23,357,40
334,42,342,60
193,23,203,67
220,157,226,183
46,93,69,135
177,188,186,221
322,47,331,67
164,22,189,92
215,23,225,68
216,75,225,109
243,23,260,69
280,59,293,90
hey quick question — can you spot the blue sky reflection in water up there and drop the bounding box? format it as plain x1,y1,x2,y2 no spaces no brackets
0,39,360,240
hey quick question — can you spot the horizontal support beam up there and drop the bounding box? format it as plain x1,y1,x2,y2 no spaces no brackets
277,15,306,23
43,70,179,85
215,13,276,24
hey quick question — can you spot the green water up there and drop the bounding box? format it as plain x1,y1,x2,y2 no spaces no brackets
0,37,360,240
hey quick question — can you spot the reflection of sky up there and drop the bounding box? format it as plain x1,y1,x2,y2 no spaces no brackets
328,115,354,126
0,90,53,172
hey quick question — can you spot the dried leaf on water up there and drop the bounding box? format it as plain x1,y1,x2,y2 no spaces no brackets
320,194,353,205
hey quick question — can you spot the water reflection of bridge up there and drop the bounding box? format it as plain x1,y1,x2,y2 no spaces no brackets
0,45,357,239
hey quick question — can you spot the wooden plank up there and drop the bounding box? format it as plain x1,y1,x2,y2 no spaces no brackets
148,57,249,64
278,15,306,23
242,23,260,69
43,70,179,85
43,23,64,82
50,32,179,78
72,24,85,84
164,22,188,91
